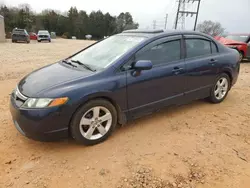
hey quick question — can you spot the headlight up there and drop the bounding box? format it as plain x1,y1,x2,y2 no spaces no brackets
22,97,68,108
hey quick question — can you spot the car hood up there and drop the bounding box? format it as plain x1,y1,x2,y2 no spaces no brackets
217,37,246,45
18,62,93,97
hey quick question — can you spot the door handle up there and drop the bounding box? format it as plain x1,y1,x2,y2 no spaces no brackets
209,59,218,65
172,67,184,74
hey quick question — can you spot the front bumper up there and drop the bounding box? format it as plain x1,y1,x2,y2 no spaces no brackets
9,95,69,141
37,37,50,41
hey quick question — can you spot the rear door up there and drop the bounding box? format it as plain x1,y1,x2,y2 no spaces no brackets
184,35,220,100
124,35,187,118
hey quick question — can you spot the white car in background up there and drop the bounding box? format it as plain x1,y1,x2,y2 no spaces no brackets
37,30,51,42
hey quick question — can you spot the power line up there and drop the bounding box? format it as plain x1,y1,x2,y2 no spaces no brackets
174,0,202,30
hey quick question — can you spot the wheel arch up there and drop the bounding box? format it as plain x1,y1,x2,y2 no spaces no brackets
222,69,233,87
69,93,127,130
239,50,245,57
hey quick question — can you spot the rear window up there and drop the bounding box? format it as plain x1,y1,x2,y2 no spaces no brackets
12,29,27,35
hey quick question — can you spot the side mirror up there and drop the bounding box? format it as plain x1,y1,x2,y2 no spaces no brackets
133,60,153,71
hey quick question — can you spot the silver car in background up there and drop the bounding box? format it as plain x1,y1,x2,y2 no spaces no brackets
11,28,30,43
37,30,51,42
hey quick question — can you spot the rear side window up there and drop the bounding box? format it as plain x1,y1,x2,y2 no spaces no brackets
185,39,211,58
135,40,181,65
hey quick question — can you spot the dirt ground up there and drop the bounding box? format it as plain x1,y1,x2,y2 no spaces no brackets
0,39,250,188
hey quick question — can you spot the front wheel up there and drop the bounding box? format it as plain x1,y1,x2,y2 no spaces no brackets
209,73,230,103
70,99,117,145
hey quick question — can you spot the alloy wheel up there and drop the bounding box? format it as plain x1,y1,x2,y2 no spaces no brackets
214,77,229,100
79,106,112,140
239,52,243,62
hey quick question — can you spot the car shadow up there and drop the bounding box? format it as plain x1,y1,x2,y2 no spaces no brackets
22,99,209,151
115,99,208,132
241,59,250,63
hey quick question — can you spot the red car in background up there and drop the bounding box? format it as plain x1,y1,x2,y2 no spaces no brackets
29,32,37,40
215,34,250,62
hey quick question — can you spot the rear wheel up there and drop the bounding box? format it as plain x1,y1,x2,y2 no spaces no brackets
209,73,230,103
37,40,41,42
70,99,117,145
239,51,244,62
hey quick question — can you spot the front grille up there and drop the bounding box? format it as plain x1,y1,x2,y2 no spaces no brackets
38,35,48,38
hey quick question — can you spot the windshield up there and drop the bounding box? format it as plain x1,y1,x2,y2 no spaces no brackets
71,35,146,69
225,35,248,43
38,31,49,35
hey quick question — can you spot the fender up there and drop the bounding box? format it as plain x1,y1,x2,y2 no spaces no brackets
72,91,127,125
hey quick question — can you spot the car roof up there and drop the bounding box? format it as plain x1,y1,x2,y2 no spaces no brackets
38,30,49,32
118,29,214,39
13,28,25,31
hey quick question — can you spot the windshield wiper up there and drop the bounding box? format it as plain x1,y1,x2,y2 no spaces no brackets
71,60,96,72
62,60,77,68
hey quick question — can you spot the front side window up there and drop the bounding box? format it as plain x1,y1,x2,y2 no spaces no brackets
135,40,181,65
186,39,211,58
71,35,146,69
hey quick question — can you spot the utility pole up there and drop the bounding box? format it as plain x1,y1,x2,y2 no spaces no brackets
174,0,201,30
164,14,168,29
153,20,157,29
194,0,201,31
180,1,186,29
174,0,181,29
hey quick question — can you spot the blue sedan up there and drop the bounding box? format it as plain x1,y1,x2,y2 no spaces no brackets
10,30,240,145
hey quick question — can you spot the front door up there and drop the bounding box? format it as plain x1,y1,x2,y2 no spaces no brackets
124,35,187,119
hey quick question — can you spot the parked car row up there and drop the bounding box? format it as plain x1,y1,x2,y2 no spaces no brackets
11,28,52,43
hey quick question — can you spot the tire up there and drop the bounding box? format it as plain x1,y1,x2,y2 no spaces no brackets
70,99,117,145
239,51,244,62
27,41,30,44
48,39,51,42
12,40,15,43
37,40,41,42
209,73,231,103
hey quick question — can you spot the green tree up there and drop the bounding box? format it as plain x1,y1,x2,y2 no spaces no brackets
116,12,138,33
1,3,139,39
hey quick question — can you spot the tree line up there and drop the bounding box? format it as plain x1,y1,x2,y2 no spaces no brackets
0,4,139,39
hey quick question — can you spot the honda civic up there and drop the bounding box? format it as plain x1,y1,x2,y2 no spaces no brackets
10,30,240,145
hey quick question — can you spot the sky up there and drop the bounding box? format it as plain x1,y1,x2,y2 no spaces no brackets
1,0,250,33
